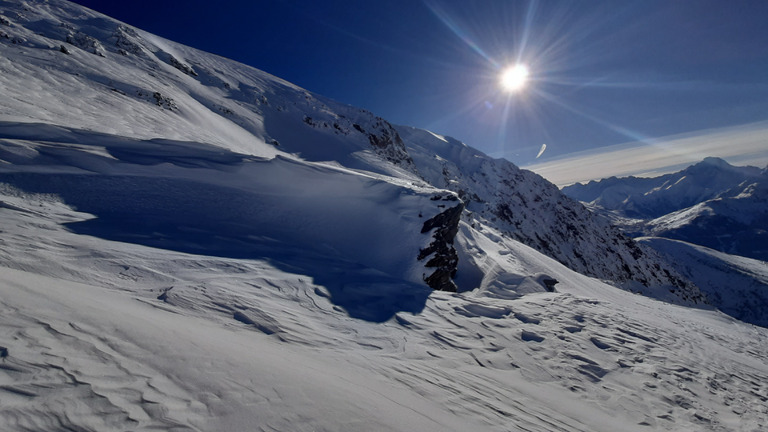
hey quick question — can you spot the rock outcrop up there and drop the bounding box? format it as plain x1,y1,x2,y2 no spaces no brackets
418,201,465,292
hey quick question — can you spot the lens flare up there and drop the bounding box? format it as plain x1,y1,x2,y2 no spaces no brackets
500,64,529,92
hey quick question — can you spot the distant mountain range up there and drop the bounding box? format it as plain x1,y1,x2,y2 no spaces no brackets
562,157,768,262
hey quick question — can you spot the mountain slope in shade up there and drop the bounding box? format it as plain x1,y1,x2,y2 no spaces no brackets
638,237,768,327
644,180,768,261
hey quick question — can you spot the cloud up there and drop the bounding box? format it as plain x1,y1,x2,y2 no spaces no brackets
523,121,768,186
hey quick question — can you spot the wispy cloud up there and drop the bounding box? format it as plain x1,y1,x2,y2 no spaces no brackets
523,121,768,186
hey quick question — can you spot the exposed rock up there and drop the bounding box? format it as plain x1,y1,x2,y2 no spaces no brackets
418,202,465,292
65,31,105,56
168,54,198,77
113,25,144,56
301,110,417,172
535,274,558,292
363,118,416,169
152,91,175,109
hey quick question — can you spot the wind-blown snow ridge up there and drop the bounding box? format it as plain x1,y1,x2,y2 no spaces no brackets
1,1,767,431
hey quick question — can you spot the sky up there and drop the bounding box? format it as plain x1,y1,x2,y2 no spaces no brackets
69,0,768,182
526,121,768,186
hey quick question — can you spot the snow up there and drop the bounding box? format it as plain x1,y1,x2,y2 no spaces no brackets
0,123,455,320
563,158,768,261
1,1,768,431
638,237,768,327
2,210,768,430
398,125,704,303
562,157,764,219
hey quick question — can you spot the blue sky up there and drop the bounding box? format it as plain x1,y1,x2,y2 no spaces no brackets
70,0,768,171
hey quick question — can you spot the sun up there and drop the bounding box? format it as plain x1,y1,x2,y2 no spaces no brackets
500,64,529,92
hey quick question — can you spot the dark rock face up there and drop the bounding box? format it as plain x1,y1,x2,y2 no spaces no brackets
113,25,144,56
168,54,198,77
65,31,105,56
418,202,465,292
299,109,418,173
360,118,417,170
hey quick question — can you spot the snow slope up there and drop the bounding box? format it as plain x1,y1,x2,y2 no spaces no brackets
0,0,417,177
0,0,702,299
399,126,702,302
2,181,767,431
1,1,767,431
638,237,768,328
0,121,458,319
643,181,768,261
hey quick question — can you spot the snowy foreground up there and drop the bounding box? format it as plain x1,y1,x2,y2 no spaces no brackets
1,1,768,431
1,149,768,431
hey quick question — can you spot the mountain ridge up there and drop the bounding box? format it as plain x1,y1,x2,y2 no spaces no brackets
563,156,764,218
562,157,768,261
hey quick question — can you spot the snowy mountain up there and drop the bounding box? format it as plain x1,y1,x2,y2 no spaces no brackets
1,1,768,431
562,158,768,261
563,157,764,218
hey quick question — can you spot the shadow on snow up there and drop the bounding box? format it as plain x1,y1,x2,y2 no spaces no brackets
0,170,430,323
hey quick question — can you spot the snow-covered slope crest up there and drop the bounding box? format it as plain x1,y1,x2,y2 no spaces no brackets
0,0,475,292
0,0,418,178
398,126,704,304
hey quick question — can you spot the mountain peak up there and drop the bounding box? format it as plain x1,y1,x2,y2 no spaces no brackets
688,156,735,173
700,156,731,166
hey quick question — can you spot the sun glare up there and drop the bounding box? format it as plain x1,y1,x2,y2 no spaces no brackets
500,64,529,92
